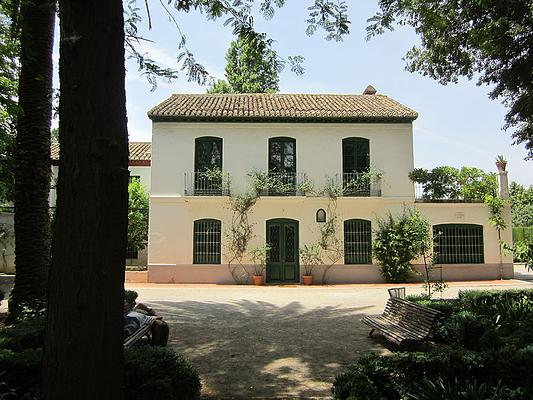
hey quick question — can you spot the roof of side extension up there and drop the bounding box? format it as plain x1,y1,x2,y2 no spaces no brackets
147,91,418,123
51,142,151,165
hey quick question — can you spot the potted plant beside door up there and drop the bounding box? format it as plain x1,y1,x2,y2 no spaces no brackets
249,244,271,286
300,243,322,285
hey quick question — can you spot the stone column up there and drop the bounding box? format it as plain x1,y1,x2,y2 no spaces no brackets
498,170,510,199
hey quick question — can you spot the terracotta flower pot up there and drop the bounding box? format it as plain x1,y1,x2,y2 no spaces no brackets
303,275,313,285
252,275,264,286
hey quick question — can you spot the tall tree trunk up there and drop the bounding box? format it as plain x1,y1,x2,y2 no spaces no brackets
8,0,55,319
42,0,128,398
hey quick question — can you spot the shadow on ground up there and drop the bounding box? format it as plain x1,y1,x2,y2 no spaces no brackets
150,299,388,399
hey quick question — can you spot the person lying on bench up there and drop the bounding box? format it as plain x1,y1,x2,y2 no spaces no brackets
124,302,169,346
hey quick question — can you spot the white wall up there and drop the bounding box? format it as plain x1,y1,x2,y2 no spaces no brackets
150,122,415,198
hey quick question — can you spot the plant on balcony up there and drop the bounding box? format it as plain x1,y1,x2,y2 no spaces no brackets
300,243,322,285
200,167,231,195
249,244,271,285
320,176,343,199
297,177,314,196
248,169,297,195
225,193,257,284
343,169,383,195
373,207,431,283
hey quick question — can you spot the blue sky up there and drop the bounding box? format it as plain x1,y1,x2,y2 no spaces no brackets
59,1,532,185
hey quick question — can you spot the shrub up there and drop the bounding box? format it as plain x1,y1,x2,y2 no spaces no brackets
0,348,42,397
125,346,201,400
0,316,45,352
373,207,430,282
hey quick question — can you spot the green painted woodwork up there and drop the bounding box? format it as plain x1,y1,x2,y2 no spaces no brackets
342,137,369,174
433,224,484,264
266,219,299,283
344,219,372,264
193,219,222,264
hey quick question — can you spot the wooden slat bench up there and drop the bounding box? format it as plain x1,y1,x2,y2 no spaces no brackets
362,297,441,346
123,315,157,348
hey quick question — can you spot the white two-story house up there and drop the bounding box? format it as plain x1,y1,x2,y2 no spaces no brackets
146,88,513,284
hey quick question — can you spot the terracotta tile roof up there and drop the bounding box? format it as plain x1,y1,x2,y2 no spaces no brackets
50,142,151,163
148,93,418,123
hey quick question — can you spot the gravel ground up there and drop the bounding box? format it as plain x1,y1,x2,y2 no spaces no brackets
127,277,533,399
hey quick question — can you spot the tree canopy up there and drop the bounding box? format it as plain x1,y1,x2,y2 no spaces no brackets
127,179,149,252
208,36,282,93
510,182,533,227
368,0,533,158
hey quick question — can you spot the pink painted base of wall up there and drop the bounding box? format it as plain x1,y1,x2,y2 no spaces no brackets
125,271,148,283
147,263,514,284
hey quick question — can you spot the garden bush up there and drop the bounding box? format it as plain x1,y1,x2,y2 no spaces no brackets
0,316,45,352
0,348,42,397
334,289,533,399
373,208,430,282
125,345,201,400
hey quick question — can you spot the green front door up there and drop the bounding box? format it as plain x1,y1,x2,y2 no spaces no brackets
266,219,299,283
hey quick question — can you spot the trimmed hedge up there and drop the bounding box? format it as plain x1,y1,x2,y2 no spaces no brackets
125,346,201,400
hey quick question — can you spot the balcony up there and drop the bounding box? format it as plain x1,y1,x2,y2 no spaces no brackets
254,172,309,197
184,171,230,196
339,172,381,197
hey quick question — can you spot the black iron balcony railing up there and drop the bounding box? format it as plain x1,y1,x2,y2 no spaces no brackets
340,172,381,197
414,183,484,203
259,172,308,196
184,171,230,196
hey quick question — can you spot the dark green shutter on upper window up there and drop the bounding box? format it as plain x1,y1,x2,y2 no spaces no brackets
433,224,484,264
193,219,221,264
344,219,372,264
342,138,369,174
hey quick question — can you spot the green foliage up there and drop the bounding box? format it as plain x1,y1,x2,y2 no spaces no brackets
249,244,270,276
0,316,45,398
248,169,295,195
510,240,533,269
210,36,282,94
206,79,233,94
335,289,533,399
300,243,322,276
373,207,431,282
409,166,497,201
225,192,258,284
510,182,533,227
128,179,149,252
0,6,18,204
125,346,201,400
485,194,507,231
368,0,533,157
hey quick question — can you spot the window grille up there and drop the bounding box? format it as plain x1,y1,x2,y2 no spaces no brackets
433,224,484,264
344,219,372,264
193,219,222,264
126,245,139,259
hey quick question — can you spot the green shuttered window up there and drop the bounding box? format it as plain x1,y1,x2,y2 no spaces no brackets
193,219,221,264
433,224,484,264
344,219,372,264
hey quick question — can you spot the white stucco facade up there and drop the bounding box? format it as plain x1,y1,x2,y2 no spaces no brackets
148,120,513,284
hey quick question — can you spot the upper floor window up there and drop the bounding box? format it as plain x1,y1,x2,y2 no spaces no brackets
342,138,370,196
269,137,296,174
195,137,222,172
344,219,372,264
194,137,223,195
268,137,296,195
342,138,369,174
433,224,484,264
193,219,222,264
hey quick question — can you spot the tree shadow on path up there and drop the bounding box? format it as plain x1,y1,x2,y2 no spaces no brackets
150,299,388,399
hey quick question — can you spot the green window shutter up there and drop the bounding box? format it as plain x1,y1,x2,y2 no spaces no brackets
344,219,372,264
433,224,484,264
342,138,369,174
193,219,222,264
